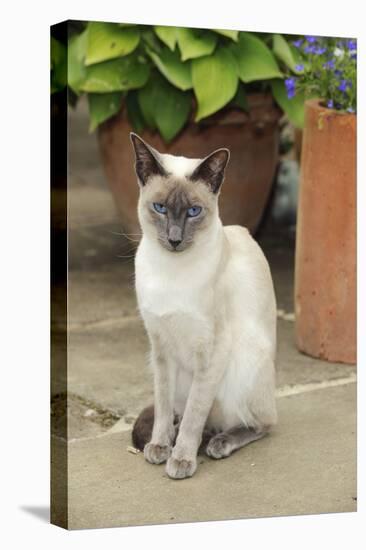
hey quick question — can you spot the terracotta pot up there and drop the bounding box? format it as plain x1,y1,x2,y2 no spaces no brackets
98,93,281,235
295,99,356,364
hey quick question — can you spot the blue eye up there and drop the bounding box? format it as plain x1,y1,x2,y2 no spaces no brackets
153,203,167,214
187,206,202,217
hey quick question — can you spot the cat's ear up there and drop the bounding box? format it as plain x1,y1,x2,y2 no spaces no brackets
130,133,167,186
190,148,230,194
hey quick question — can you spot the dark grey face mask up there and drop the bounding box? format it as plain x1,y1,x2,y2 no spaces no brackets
130,132,230,252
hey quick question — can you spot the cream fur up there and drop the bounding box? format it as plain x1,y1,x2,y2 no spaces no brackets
135,153,277,435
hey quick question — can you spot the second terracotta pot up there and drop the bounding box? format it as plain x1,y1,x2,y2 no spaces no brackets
295,99,356,364
98,93,281,236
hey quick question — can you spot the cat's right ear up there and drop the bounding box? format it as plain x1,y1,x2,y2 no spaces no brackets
130,133,167,186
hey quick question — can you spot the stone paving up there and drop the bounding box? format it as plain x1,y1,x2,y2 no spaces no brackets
51,100,357,529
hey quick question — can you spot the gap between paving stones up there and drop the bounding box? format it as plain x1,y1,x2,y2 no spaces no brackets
66,374,357,444
55,309,295,333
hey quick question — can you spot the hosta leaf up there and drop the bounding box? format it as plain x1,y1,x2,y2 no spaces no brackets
271,79,305,128
177,28,217,61
233,32,283,82
147,47,192,90
80,54,150,93
273,34,299,72
214,29,239,41
88,92,123,131
85,22,140,65
138,77,160,129
126,91,146,133
154,26,178,51
141,28,163,53
138,74,192,142
231,84,249,111
68,30,88,94
51,37,67,92
192,47,238,121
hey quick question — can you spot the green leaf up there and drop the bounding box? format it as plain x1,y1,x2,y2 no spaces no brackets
80,54,150,93
177,28,217,61
232,32,283,82
88,92,123,131
85,22,140,65
273,34,299,72
213,29,239,42
141,28,163,53
154,26,178,51
192,47,238,121
126,91,146,133
147,47,192,90
138,73,192,141
68,30,88,94
51,37,67,92
231,84,249,111
271,79,305,128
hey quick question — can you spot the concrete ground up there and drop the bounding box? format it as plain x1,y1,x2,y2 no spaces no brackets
52,100,357,529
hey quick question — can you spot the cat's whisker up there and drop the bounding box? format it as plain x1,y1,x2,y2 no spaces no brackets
109,230,142,243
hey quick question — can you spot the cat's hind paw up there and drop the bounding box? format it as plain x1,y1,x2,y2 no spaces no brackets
166,456,197,479
206,433,232,459
144,443,171,464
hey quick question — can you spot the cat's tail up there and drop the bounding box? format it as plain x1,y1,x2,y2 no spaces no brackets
131,405,154,451
131,406,182,451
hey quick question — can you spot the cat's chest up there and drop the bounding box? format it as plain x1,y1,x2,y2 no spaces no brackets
136,275,209,320
135,244,215,320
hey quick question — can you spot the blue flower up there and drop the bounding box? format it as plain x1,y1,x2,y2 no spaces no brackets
314,46,326,55
292,38,303,48
295,64,304,72
305,35,317,43
346,39,357,51
285,77,296,99
347,107,355,113
323,59,335,69
334,69,343,76
304,44,316,54
338,79,351,92
327,100,334,109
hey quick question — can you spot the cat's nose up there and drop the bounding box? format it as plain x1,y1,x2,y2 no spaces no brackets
168,238,182,249
168,225,182,248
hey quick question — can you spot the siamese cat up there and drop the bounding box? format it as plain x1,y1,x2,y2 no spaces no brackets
130,133,277,480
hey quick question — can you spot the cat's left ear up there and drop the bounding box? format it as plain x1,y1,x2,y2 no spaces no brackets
190,148,230,194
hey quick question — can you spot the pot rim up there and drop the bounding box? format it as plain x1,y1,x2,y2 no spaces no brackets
305,97,356,119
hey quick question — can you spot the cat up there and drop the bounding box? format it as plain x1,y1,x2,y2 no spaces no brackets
130,133,277,480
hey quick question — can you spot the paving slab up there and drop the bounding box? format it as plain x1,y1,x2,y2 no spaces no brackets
62,382,356,530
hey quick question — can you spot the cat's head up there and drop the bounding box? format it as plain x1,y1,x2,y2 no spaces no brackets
130,133,229,253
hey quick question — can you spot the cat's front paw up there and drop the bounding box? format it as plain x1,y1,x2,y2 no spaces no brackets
144,442,171,464
166,455,197,479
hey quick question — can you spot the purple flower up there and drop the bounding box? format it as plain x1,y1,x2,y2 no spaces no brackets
295,64,304,72
323,59,335,69
346,39,356,51
314,46,326,55
285,77,296,99
327,99,334,109
338,79,351,92
292,38,303,48
304,44,316,54
305,35,317,43
347,107,355,113
334,69,343,76
351,52,357,60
